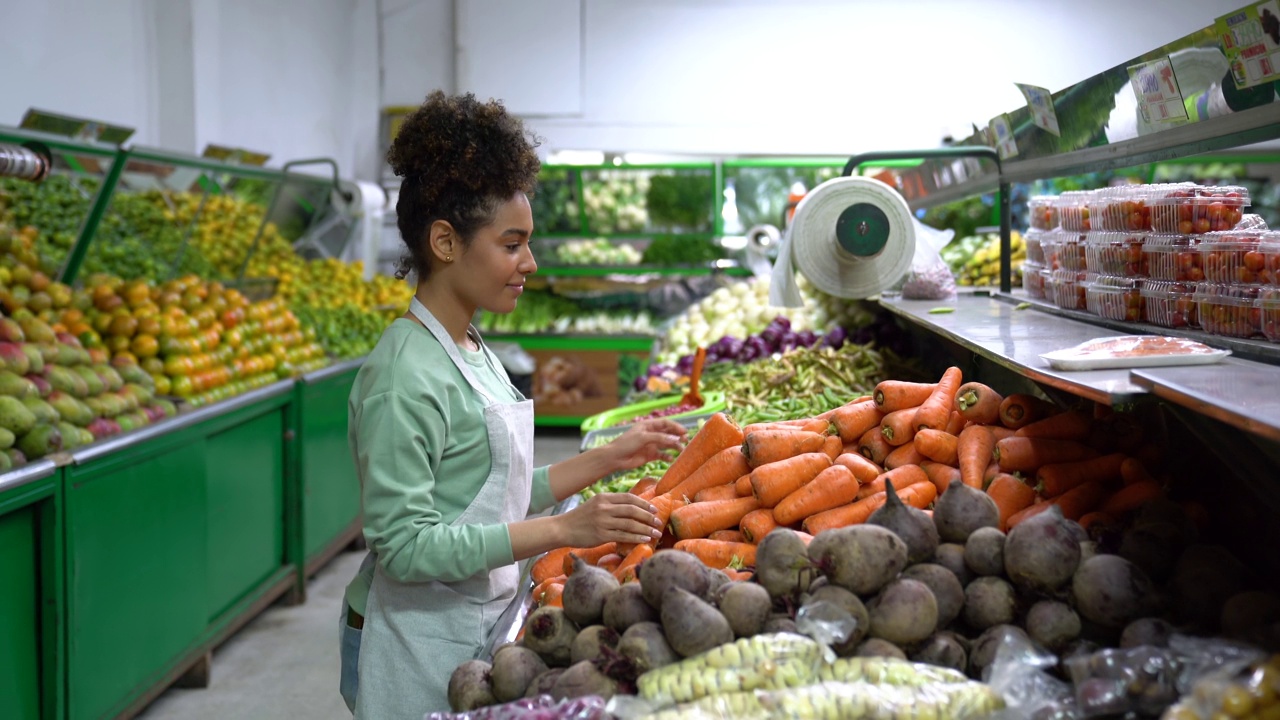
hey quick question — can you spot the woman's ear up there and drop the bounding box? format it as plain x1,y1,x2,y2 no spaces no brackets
428,220,457,263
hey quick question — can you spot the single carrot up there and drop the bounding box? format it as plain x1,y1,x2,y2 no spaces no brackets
739,508,778,543
540,583,564,608
629,477,658,496
829,400,883,444
855,464,929,500
822,434,843,461
914,429,959,465
694,484,741,503
1049,479,1111,521
669,496,761,539
920,461,961,494
984,462,1002,489
913,366,963,432
999,394,1056,430
1015,410,1093,441
957,425,996,489
722,569,755,582
1035,453,1126,498
858,426,893,465
834,452,882,484
735,474,754,496
654,412,743,495
884,443,926,471
636,485,657,501
562,542,618,576
673,539,758,569
596,554,622,573
532,547,574,584
1007,500,1052,529
804,482,937,534
750,452,833,507
986,473,1038,531
879,407,920,446
742,430,827,468
842,442,859,456
708,529,746,543
799,417,836,435
1078,511,1116,532
740,422,807,436
995,437,1101,473
774,465,860,526
1100,480,1164,516
954,382,1003,425
612,543,653,583
989,426,1018,442
873,380,938,412
945,410,968,436
531,574,567,603
1120,457,1156,486
667,446,750,501
617,493,685,556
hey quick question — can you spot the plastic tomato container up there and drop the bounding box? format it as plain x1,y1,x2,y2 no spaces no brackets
1045,231,1087,272
1024,229,1048,265
1085,232,1147,277
1194,283,1261,338
1084,275,1144,321
1259,240,1280,286
1142,234,1201,282
1197,231,1268,285
1088,186,1153,232
1028,196,1059,231
1048,269,1088,310
1022,261,1047,298
1141,281,1198,329
1055,191,1095,232
1261,289,1280,342
1150,185,1250,234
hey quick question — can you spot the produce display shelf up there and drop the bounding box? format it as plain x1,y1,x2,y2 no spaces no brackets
533,264,751,278
484,333,656,352
0,458,59,497
1131,364,1280,444
878,294,1146,406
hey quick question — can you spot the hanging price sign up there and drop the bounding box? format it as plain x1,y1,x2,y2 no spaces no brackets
1128,56,1189,123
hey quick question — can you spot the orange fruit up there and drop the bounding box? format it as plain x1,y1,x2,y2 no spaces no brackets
131,334,159,358
108,314,138,339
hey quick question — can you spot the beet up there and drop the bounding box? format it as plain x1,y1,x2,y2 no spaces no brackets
617,621,678,673
912,632,968,673
808,525,908,596
868,578,938,646
969,624,1030,679
1025,601,1081,651
755,529,816,600
570,625,619,665
718,581,772,638
902,563,965,629
855,638,907,660
962,577,1017,631
963,527,1005,577
490,645,548,702
550,660,617,701
1118,527,1180,583
523,668,563,698
934,543,974,587
933,481,999,543
562,555,621,627
1173,545,1249,629
523,606,578,667
447,659,495,711
803,584,870,653
868,479,939,564
1072,555,1157,629
1004,506,1082,593
639,550,710,610
1119,618,1175,649
602,583,656,632
703,566,730,603
764,616,799,635
660,586,733,658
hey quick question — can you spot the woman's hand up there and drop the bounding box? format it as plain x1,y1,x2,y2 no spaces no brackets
556,493,662,548
605,418,687,473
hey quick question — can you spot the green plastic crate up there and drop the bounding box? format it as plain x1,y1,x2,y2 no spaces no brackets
579,392,725,433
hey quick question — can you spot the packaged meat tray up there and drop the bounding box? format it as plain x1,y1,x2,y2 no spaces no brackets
1041,335,1229,370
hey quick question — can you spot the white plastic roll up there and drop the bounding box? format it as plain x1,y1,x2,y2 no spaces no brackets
769,176,916,306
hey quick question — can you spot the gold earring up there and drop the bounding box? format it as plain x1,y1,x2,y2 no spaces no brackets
445,255,452,262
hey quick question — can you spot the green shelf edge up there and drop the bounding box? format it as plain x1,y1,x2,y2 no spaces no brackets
534,415,589,427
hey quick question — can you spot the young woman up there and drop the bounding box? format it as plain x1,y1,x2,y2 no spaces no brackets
339,91,685,718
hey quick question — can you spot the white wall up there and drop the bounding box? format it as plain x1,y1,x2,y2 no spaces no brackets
381,0,456,106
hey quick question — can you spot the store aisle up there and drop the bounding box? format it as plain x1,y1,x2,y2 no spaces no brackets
137,430,582,720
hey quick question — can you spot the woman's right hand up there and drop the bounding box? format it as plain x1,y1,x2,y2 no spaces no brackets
557,493,662,548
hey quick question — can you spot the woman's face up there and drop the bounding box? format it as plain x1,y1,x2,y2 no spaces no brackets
456,192,537,314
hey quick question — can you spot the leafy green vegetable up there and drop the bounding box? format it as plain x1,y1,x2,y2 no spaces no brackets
641,236,726,266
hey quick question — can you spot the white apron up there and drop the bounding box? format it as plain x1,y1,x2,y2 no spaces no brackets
355,298,534,719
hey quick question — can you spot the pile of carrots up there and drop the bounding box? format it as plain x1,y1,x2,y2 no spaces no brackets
529,366,1174,608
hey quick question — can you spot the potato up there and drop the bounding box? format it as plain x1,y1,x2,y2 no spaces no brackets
718,582,772,638
868,578,938,646
640,550,710,610
490,646,548,703
933,481,999,543
963,527,1005,577
660,586,733,657
448,659,495,711
962,577,1017,631
809,525,908,596
1004,505,1081,593
902,564,965,629
602,583,656,632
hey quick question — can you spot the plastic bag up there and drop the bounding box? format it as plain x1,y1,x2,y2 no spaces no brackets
900,218,957,300
638,680,1003,720
634,633,822,708
1162,651,1280,719
422,694,611,720
984,629,1082,720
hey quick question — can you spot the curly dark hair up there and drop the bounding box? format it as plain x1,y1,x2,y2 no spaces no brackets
387,91,541,279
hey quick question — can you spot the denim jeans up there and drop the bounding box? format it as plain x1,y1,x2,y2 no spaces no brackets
339,603,362,713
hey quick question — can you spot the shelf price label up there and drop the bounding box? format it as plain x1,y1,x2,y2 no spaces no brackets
1217,1,1280,88
1015,83,1060,137
988,114,1019,160
1127,57,1189,123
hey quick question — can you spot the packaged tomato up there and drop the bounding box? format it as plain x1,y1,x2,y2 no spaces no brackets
1048,269,1088,310
1046,231,1087,272
1055,191,1095,232
1022,261,1047,299
1142,234,1202,282
1194,283,1261,338
1262,289,1280,342
1087,186,1153,232
1028,196,1059,230
1023,229,1048,265
1197,230,1269,284
1085,232,1147,277
1150,184,1250,234
1261,239,1280,286
1141,281,1198,329
1084,275,1144,322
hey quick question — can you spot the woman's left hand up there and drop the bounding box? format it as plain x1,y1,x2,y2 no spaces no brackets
606,419,687,472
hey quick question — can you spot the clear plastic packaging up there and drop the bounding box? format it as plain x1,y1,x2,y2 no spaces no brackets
1261,289,1280,343
1049,269,1088,310
1046,231,1087,272
1055,191,1095,232
1085,275,1144,321
1023,261,1047,299
1024,229,1048,264
423,695,611,720
1142,234,1202,282
1260,240,1280,287
1029,195,1060,230
1065,646,1184,717
640,680,1004,720
1197,230,1269,284
1235,212,1269,230
1150,184,1250,234
1162,649,1280,720
1194,283,1261,338
1088,186,1153,232
1085,231,1147,276
901,220,958,300
1142,281,1199,329
635,633,822,707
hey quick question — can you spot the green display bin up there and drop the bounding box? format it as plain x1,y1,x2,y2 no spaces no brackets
64,383,296,720
297,358,365,577
579,391,725,433
0,461,62,720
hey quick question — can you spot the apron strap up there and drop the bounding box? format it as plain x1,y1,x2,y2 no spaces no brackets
407,297,499,405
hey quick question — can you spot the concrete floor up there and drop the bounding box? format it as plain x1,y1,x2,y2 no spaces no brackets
138,429,583,720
